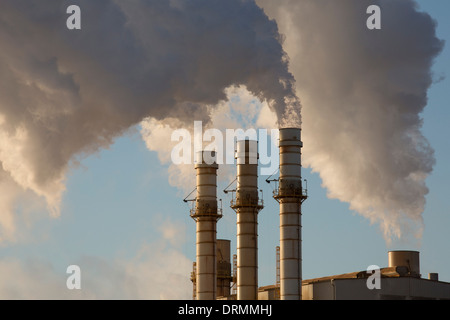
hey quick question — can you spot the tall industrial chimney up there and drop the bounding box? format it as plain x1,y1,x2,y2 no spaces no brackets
273,128,307,300
231,140,263,300
190,151,221,300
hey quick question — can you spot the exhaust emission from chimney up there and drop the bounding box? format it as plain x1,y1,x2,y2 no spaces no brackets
0,0,299,240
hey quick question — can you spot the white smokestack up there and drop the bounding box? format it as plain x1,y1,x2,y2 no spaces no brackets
192,151,220,300
274,128,307,300
232,140,263,300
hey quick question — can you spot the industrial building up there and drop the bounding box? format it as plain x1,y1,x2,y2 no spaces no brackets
193,247,450,300
303,250,450,300
187,128,450,300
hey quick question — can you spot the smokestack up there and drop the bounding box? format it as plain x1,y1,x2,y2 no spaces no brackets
231,140,263,300
274,128,307,300
191,151,221,300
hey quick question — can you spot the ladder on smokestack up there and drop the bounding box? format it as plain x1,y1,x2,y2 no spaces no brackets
276,246,280,300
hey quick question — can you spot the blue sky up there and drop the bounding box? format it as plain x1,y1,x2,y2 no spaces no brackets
0,0,449,299
413,0,450,282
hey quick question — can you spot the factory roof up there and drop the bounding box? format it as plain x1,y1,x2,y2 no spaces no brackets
302,266,423,285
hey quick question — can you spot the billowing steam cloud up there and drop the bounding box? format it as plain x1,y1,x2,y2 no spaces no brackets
141,85,277,195
0,0,297,241
257,0,444,243
0,0,443,248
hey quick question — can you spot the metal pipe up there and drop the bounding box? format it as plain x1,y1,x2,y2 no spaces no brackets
231,140,263,300
274,128,307,300
191,151,221,300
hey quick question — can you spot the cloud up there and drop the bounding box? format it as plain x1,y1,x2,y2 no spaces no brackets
0,0,296,241
0,217,192,299
257,0,444,243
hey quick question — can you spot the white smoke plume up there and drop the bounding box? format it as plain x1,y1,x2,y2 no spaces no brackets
257,0,444,244
0,0,443,249
0,0,297,241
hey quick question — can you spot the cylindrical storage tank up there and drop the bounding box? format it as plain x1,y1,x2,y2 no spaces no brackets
193,151,220,300
275,128,306,300
388,251,420,277
217,239,232,298
233,140,263,300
